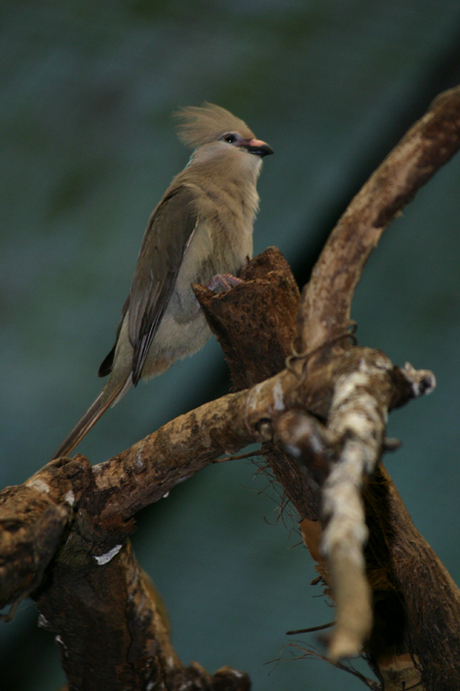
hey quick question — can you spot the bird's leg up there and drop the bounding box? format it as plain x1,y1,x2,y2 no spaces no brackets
207,273,244,292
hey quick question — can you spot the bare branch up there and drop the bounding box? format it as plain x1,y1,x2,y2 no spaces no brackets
322,355,393,659
299,85,460,352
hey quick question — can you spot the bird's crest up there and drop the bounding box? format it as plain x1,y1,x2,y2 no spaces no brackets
174,102,255,149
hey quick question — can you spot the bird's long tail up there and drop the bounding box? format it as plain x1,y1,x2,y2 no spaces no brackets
50,378,130,460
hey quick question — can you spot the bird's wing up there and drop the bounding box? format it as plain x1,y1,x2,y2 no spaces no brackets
98,295,130,377
98,185,198,383
127,184,198,385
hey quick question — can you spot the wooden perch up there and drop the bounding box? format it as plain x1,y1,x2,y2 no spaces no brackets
194,251,451,685
299,85,460,353
293,84,460,674
2,85,460,690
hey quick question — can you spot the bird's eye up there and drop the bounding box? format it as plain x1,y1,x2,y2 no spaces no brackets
223,133,237,144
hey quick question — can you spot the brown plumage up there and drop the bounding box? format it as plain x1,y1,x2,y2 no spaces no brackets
174,103,255,148
51,103,273,460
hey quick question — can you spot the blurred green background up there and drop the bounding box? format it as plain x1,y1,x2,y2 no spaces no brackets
2,1,460,689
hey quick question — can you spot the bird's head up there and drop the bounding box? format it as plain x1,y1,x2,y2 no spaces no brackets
174,102,273,173
218,130,274,158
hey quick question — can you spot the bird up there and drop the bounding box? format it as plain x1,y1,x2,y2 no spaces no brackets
51,103,273,460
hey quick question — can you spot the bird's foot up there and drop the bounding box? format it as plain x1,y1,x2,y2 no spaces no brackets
207,273,244,292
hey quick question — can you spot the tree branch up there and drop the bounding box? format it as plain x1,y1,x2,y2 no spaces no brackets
299,85,460,353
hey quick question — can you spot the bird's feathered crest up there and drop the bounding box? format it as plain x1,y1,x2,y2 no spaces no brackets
174,102,255,149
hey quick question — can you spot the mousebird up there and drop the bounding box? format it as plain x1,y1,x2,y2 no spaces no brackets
51,103,273,459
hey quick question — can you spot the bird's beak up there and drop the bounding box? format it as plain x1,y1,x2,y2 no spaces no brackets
245,138,274,157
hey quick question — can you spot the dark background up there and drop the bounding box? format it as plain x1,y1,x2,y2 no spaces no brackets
2,1,460,689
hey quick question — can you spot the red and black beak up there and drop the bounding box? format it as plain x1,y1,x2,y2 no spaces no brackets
245,138,274,157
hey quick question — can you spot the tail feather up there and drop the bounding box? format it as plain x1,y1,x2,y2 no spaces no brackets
50,380,129,460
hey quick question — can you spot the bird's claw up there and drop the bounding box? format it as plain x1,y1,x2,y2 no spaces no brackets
207,273,244,292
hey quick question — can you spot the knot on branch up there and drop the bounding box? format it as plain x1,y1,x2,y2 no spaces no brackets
285,322,358,388
390,361,436,408
275,411,333,486
401,361,436,397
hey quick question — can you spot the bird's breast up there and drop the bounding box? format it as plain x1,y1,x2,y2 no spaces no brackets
170,211,253,321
